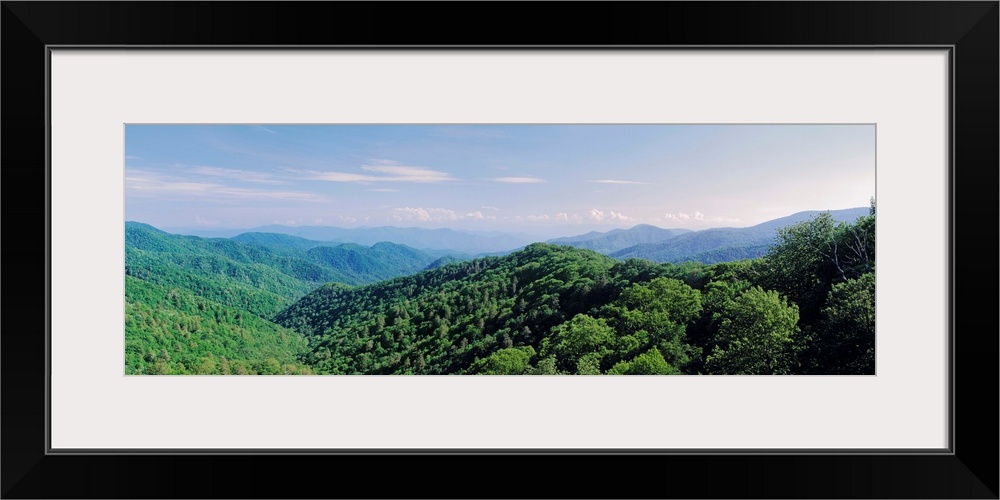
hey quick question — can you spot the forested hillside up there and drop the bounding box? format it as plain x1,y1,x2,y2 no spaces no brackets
125,276,314,374
124,222,453,373
275,206,875,375
125,206,875,375
125,222,443,316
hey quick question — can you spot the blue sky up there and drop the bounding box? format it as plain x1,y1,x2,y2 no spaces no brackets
125,124,875,237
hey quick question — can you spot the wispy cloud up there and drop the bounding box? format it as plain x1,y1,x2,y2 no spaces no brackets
368,188,399,192
393,207,459,222
492,176,545,184
125,169,320,202
664,211,741,224
188,165,286,184
292,160,455,184
252,125,279,135
591,179,649,185
465,211,496,220
589,209,635,223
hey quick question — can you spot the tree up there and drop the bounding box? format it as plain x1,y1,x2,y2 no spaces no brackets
529,355,561,375
602,277,702,368
759,209,874,324
469,346,536,375
809,273,875,374
607,347,680,375
540,314,616,373
704,287,800,375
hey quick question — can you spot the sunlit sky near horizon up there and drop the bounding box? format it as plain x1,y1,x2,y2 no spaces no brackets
125,124,875,238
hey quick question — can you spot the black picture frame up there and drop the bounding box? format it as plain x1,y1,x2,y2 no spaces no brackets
2,2,996,498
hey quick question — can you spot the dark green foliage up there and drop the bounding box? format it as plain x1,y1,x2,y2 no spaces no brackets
809,273,875,374
424,255,464,270
231,232,337,253
126,222,447,318
305,241,437,283
125,276,312,375
753,208,875,326
276,244,712,375
275,243,624,374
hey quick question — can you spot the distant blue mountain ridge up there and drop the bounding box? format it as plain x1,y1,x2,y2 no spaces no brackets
153,206,869,266
607,207,870,263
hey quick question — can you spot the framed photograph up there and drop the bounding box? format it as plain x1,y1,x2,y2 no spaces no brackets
3,2,996,498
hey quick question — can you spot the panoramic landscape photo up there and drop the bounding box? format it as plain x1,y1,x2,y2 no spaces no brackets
125,124,875,375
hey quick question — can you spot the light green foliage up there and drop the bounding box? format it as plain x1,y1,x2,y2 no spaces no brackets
125,276,313,375
469,346,537,375
704,287,800,375
607,348,679,375
541,314,616,373
601,277,701,368
575,354,603,375
529,356,562,375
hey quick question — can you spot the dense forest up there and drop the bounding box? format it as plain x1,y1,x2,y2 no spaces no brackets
125,205,875,375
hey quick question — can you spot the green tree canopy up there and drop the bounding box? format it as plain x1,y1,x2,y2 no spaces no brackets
607,347,680,375
540,314,616,373
468,346,537,375
809,272,875,374
705,286,800,375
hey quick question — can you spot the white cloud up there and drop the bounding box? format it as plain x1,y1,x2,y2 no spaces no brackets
125,169,320,201
608,211,634,222
393,207,459,222
526,214,550,221
589,208,634,223
555,212,584,223
368,188,399,192
291,160,455,183
188,165,286,184
491,176,545,184
464,211,496,220
481,206,500,211
591,179,649,185
665,211,741,225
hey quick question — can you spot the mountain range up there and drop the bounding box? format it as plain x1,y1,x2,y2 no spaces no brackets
165,207,869,262
168,224,538,255
125,205,876,375
608,208,869,263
